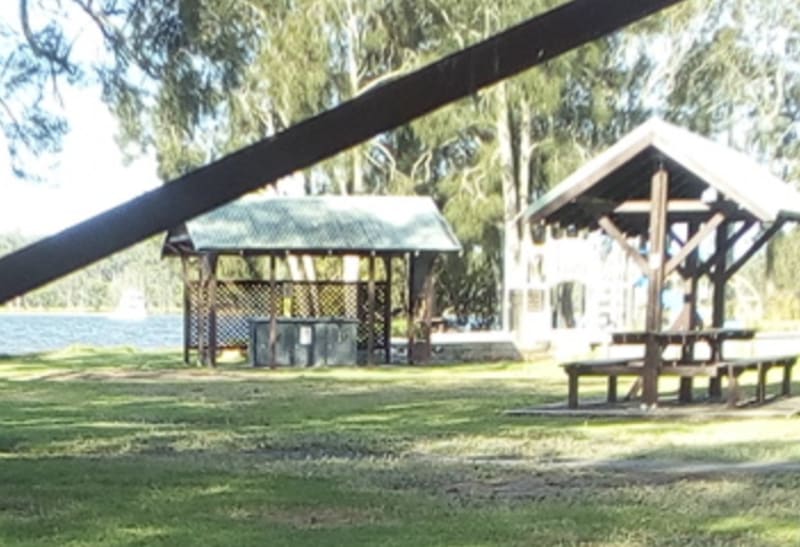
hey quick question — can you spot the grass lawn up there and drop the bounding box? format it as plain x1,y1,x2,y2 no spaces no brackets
1,347,799,546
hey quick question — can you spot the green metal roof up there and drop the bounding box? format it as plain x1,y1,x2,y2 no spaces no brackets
164,194,461,255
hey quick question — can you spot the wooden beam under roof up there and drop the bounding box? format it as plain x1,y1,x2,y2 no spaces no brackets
664,212,726,276
0,0,685,304
614,199,713,214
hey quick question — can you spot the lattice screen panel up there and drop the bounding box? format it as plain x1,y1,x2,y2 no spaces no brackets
188,280,388,351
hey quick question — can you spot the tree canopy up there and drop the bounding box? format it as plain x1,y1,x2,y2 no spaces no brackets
5,0,800,322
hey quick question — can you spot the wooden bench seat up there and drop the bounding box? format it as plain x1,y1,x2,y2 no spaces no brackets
561,359,643,409
717,355,796,406
562,355,797,409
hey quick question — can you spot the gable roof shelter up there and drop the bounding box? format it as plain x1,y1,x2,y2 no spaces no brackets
522,118,800,406
163,195,460,367
523,118,800,232
164,195,461,256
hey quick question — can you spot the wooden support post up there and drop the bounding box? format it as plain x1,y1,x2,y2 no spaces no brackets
756,364,769,403
782,364,793,396
726,364,738,408
269,255,278,369
568,372,579,409
607,376,618,403
407,253,416,365
422,267,435,364
643,168,668,407
203,253,219,368
383,255,393,364
181,255,191,365
367,254,376,366
709,220,729,399
679,221,700,402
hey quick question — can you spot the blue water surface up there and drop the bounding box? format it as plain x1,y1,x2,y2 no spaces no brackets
0,313,183,355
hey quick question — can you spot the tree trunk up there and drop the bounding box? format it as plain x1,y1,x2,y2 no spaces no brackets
343,0,364,194
496,82,530,334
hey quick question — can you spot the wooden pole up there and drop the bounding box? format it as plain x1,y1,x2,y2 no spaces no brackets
269,255,278,369
679,221,700,402
204,253,219,368
708,220,728,398
712,223,728,329
643,168,669,407
383,255,393,364
181,255,191,365
367,254,376,366
423,264,435,364
407,253,416,365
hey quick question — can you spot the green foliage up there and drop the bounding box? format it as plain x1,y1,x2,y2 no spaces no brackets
10,0,800,326
0,233,181,311
0,4,76,178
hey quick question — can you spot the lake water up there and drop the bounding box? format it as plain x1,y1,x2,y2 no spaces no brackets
0,313,183,355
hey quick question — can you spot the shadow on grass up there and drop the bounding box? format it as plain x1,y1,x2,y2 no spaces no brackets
1,349,799,545
0,347,192,381
1,448,799,546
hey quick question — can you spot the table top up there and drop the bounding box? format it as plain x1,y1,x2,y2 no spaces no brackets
612,328,756,345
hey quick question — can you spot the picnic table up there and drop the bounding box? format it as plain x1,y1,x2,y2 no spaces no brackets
611,328,756,361
562,328,795,409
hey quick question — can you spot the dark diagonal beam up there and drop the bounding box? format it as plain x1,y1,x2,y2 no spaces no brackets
696,220,755,279
664,212,726,276
725,220,785,281
597,215,649,275
0,0,684,303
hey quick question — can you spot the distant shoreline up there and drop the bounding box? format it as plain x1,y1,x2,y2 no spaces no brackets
0,309,181,316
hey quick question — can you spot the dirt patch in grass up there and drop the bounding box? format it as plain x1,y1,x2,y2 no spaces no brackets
28,369,255,383
442,468,668,503
442,460,800,504
228,506,387,528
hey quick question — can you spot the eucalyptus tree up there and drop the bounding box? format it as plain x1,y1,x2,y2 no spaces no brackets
651,0,800,310
89,1,655,326
388,1,653,326
10,0,799,327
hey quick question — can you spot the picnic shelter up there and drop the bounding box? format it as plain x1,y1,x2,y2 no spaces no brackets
522,118,800,408
163,194,461,367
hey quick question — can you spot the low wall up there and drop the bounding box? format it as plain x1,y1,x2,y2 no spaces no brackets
390,331,543,364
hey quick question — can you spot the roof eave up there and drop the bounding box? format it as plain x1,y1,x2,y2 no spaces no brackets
522,118,660,224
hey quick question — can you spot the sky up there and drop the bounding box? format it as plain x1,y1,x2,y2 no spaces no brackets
0,3,160,238
0,90,160,236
